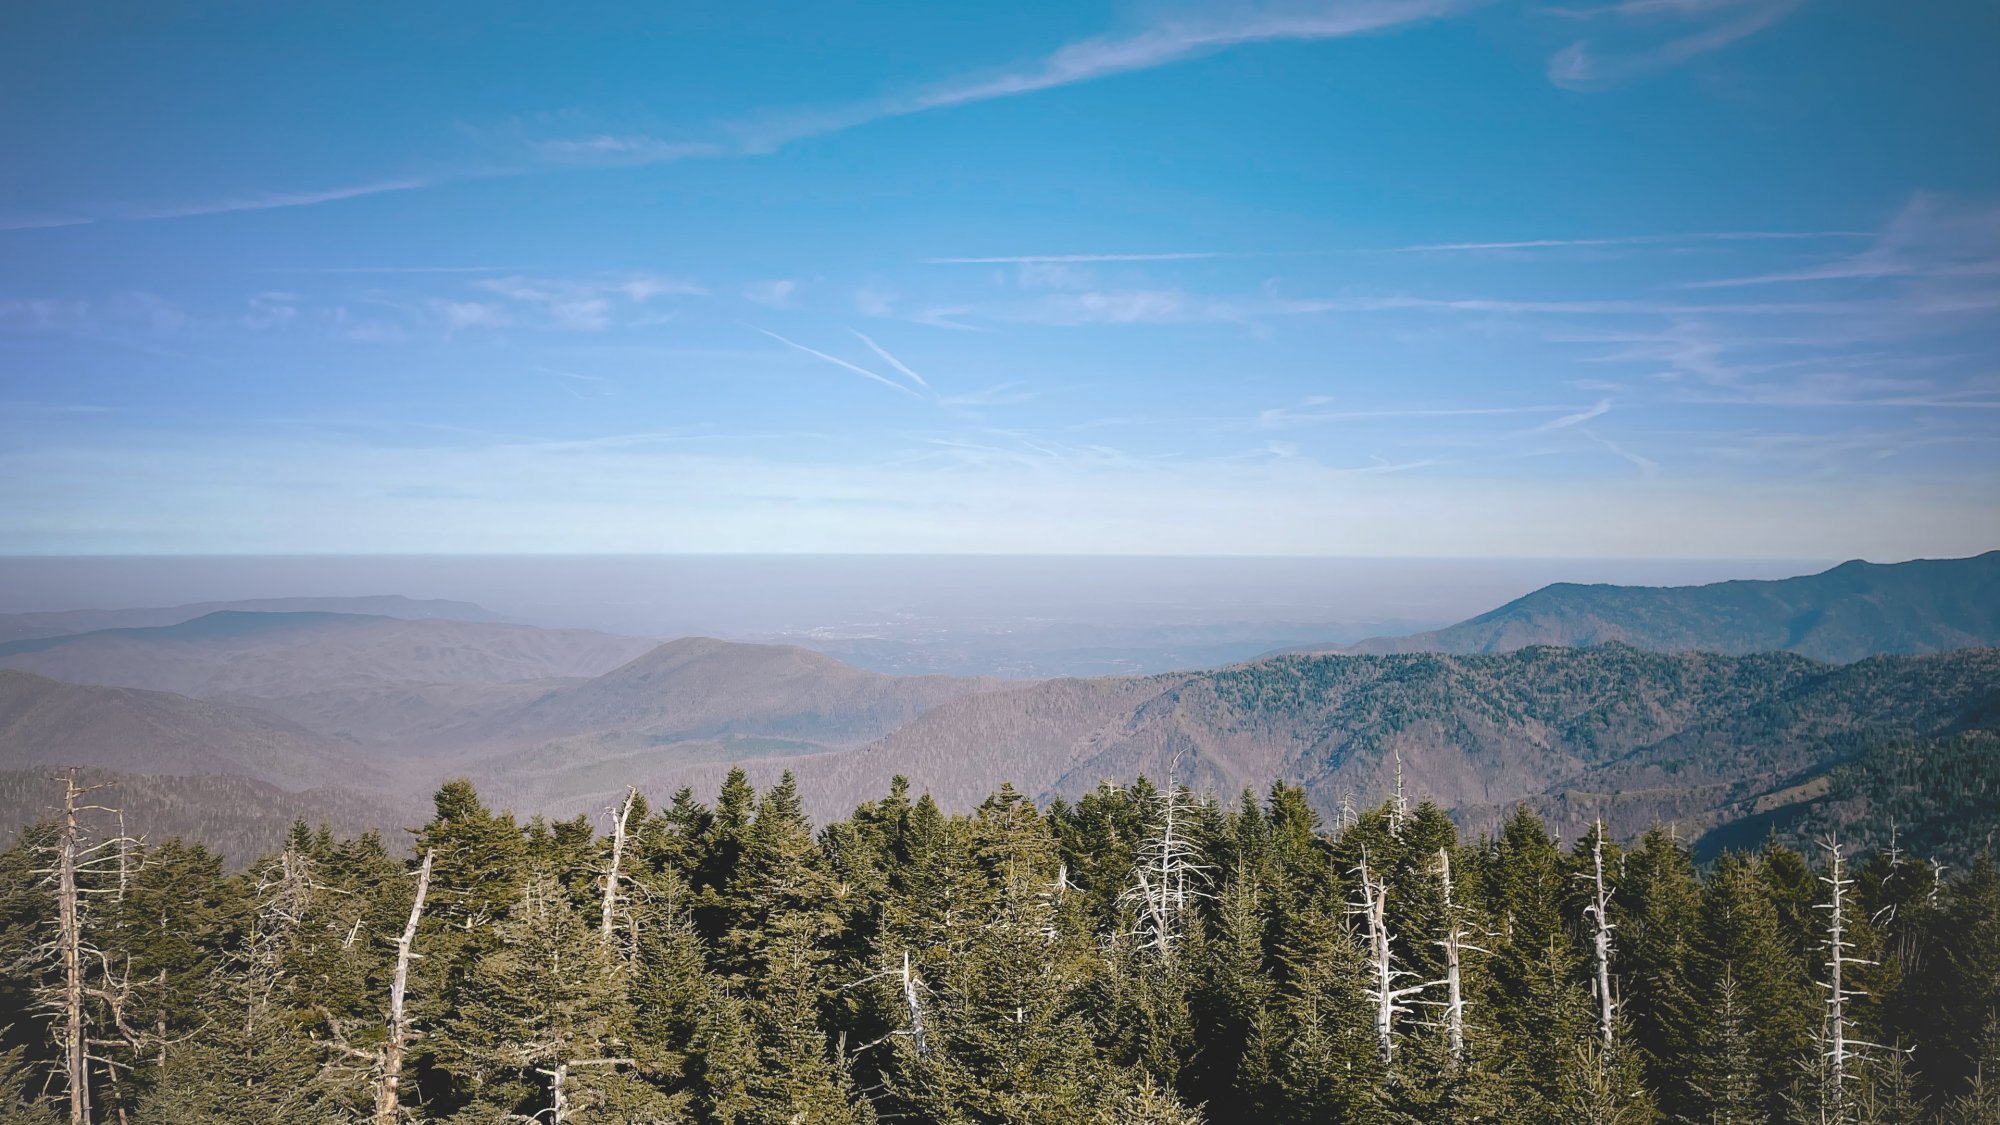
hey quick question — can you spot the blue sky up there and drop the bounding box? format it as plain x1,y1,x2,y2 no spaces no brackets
2,0,1997,557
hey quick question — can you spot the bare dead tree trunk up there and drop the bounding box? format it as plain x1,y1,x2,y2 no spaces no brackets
1351,853,1433,1064
1824,839,1850,1112
153,968,166,1070
374,849,434,1125
1587,821,1617,1048
1119,779,1212,962
1389,750,1409,838
1435,848,1468,1061
902,950,929,1056
601,787,637,941
1815,837,1883,1121
113,809,129,905
55,771,90,1125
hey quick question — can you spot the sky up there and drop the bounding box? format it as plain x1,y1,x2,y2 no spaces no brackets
2,0,1997,558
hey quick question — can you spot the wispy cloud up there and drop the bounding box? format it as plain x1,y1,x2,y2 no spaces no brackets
543,367,615,400
523,1,1461,170
256,265,527,275
743,279,799,309
1258,396,1599,429
1546,0,1805,89
1581,428,1662,476
5,178,443,235
928,252,1227,264
0,212,93,232
749,327,926,398
1538,398,1614,429
472,273,706,331
1684,195,2000,289
0,299,93,333
1375,230,1867,253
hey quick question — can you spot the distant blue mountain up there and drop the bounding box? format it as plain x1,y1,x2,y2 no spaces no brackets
0,594,508,644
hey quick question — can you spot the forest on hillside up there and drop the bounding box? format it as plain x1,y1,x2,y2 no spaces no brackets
3,768,1998,1124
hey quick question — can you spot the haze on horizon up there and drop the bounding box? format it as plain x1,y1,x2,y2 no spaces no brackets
3,1,1997,561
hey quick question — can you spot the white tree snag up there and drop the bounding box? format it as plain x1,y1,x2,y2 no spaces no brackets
1350,853,1433,1063
1815,837,1883,1119
1435,848,1469,1061
1586,821,1617,1048
1389,751,1409,838
1120,780,1212,962
375,849,434,1125
601,786,638,941
902,950,929,1057
55,771,90,1125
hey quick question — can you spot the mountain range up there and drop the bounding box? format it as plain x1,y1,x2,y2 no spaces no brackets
1,551,1993,861
1328,550,2000,662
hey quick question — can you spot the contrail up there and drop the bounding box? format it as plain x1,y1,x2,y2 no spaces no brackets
850,329,931,390
749,326,923,398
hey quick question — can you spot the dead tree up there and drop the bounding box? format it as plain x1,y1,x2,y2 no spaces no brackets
1427,848,1489,1063
1389,750,1410,838
600,787,638,942
532,1057,633,1125
37,770,145,1125
1349,853,1436,1063
1815,837,1885,1121
1583,820,1618,1048
1119,781,1213,962
844,951,931,1058
53,772,93,1125
374,849,434,1125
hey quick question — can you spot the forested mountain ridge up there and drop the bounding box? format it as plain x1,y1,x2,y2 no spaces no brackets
778,645,2000,844
4,770,1996,1123
1332,550,2000,662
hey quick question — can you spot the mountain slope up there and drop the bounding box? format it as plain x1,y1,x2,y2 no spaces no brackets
0,669,381,791
1335,551,2000,662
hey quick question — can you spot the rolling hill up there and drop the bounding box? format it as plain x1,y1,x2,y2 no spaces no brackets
452,636,1001,748
1331,550,2000,662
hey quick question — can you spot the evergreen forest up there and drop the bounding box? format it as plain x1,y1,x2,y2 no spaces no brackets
4,767,1998,1124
